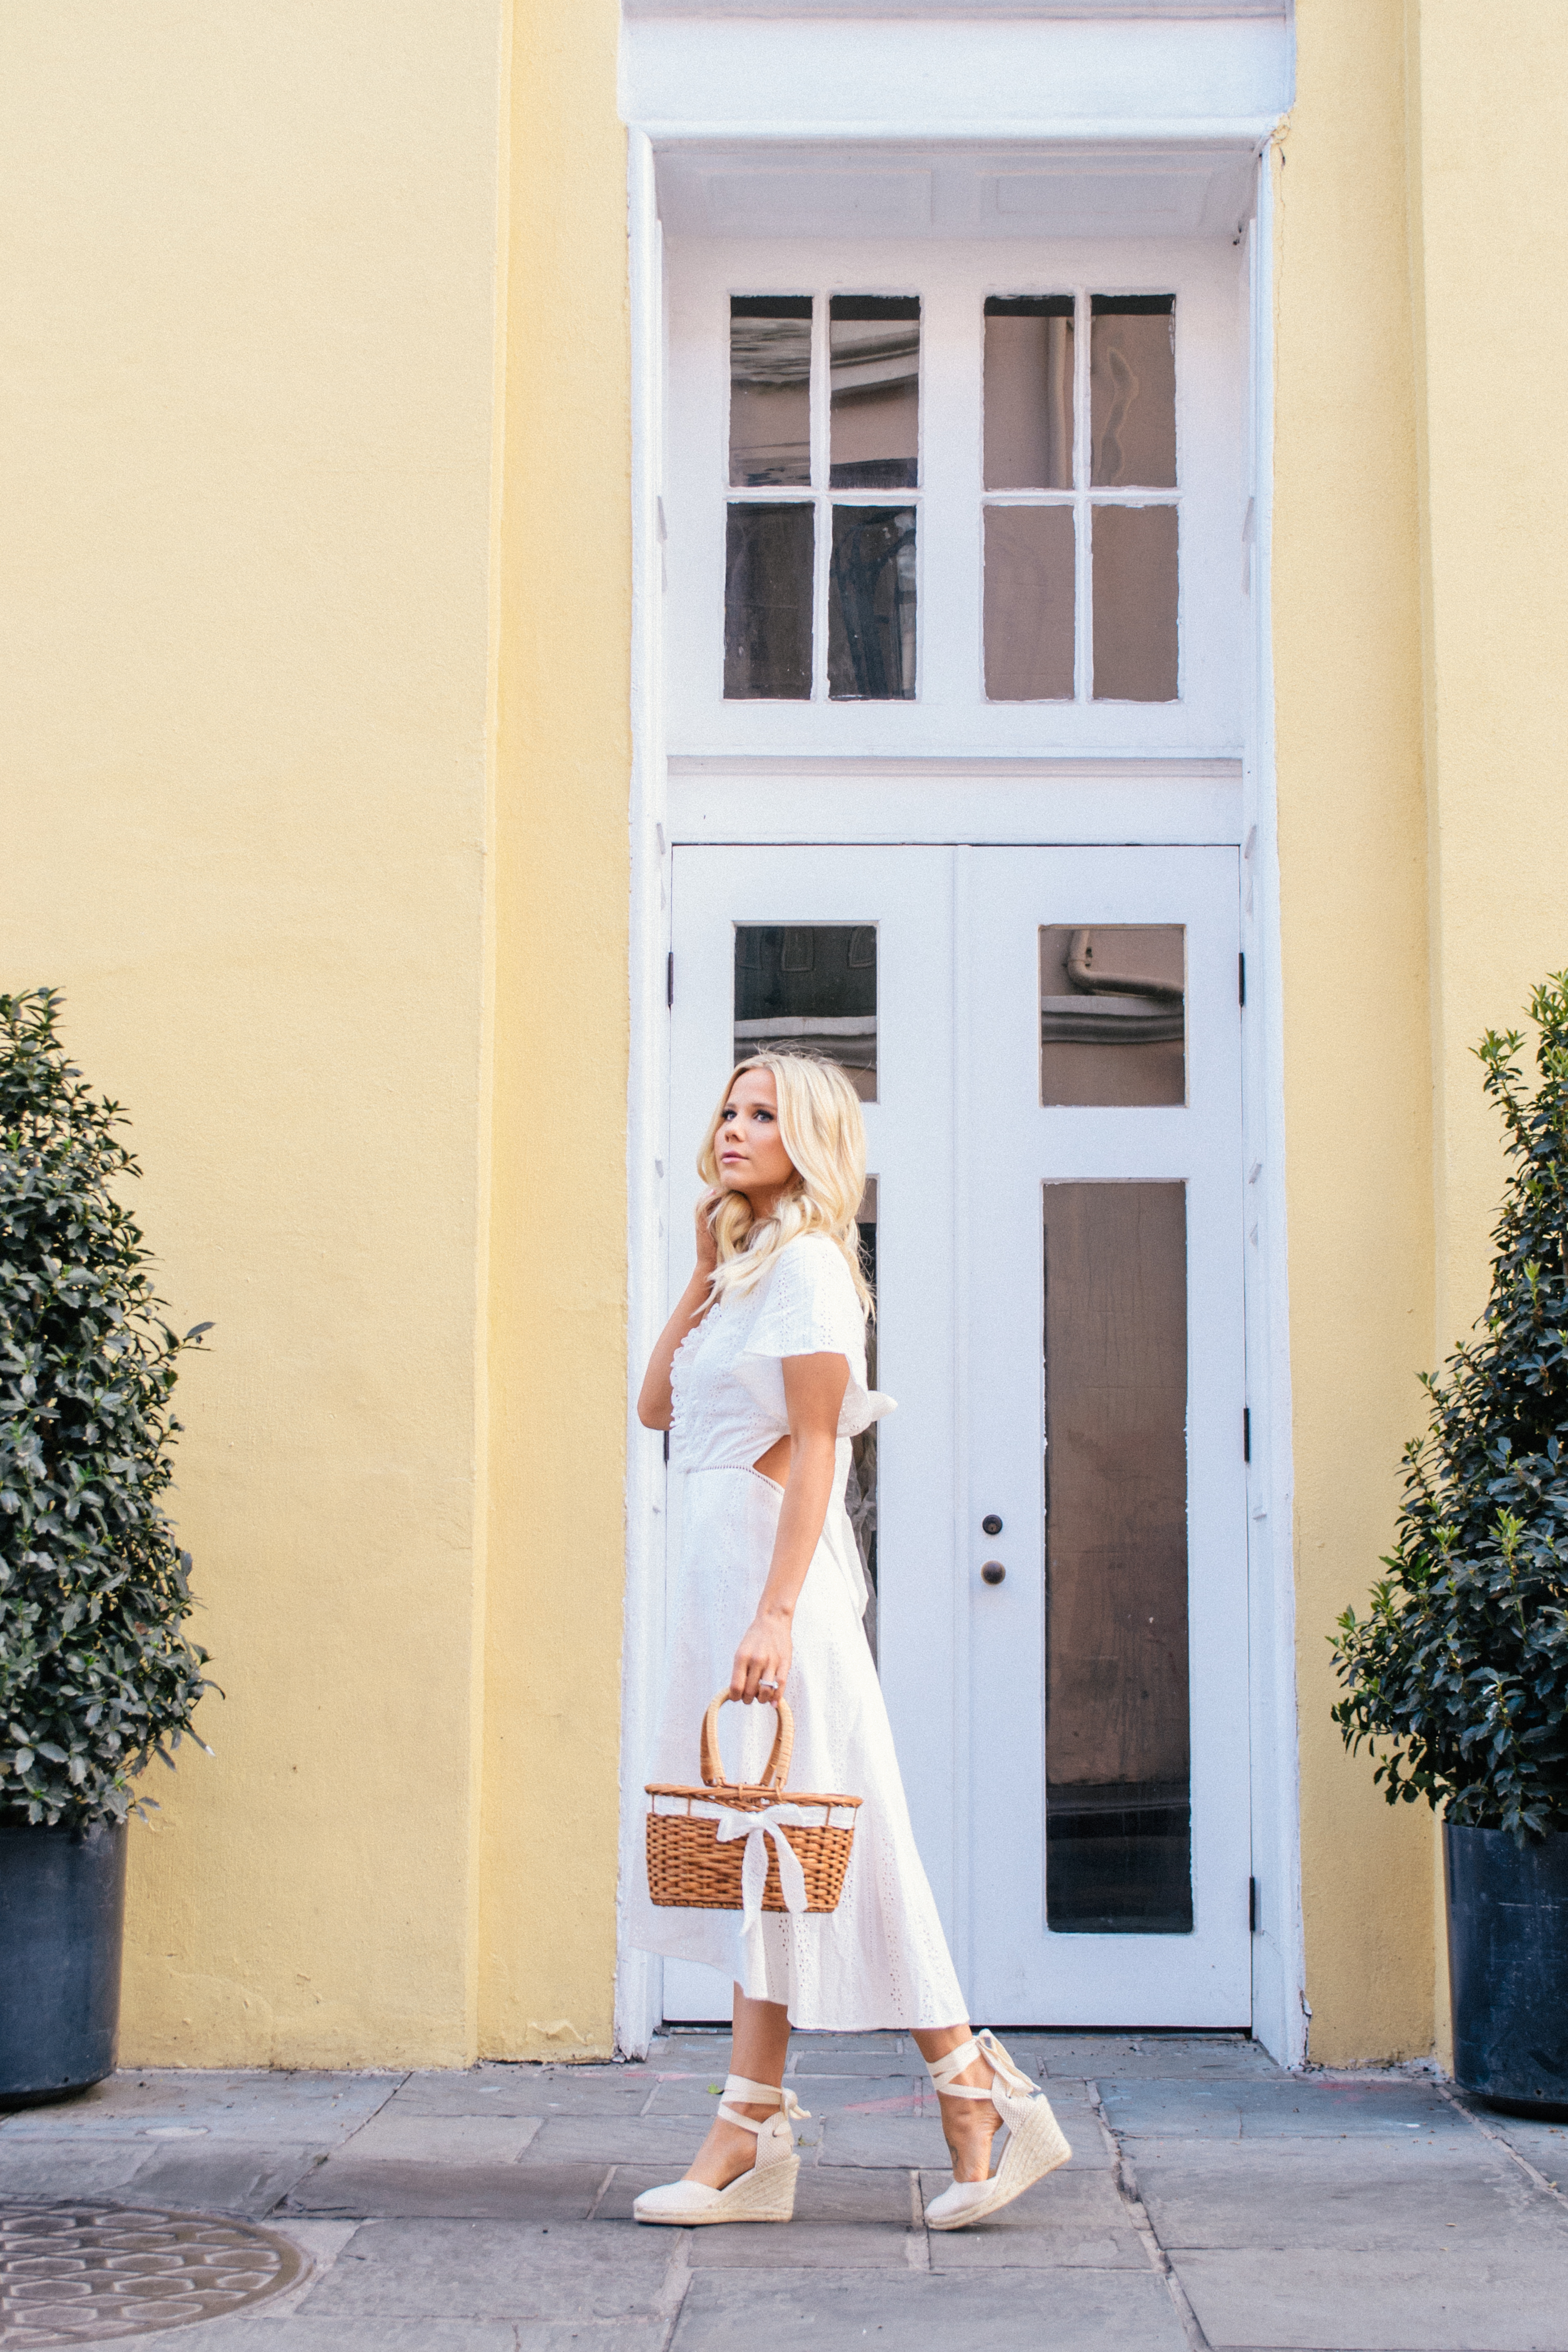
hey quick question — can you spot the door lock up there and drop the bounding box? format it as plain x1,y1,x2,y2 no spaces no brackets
981,1513,1003,1536
981,1560,1006,1586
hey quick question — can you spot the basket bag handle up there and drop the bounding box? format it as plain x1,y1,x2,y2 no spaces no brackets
699,1689,794,1793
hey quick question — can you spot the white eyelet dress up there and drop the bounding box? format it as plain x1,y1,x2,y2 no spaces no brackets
631,1232,969,2031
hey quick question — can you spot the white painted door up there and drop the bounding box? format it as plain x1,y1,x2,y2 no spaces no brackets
661,842,1248,2026
960,848,1249,2026
663,844,956,2026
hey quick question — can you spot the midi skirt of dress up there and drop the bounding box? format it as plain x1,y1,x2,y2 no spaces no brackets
630,1231,968,2033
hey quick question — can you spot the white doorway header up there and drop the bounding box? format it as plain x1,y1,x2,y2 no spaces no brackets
620,10,1295,148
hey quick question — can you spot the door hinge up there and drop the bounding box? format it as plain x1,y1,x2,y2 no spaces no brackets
1249,1875,1259,1933
667,951,674,1009
1243,1407,1251,1462
1238,952,1247,1007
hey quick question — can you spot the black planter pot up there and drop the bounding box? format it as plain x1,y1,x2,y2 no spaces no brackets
1445,1821,1568,2120
0,1817,127,2109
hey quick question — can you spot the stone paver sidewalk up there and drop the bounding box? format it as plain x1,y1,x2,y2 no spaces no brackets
6,2029,1568,2349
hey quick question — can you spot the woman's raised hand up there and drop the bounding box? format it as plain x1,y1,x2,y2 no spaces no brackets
636,1189,726,1433
693,1187,722,1280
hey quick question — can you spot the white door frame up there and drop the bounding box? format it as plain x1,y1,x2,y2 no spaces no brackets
616,127,1302,2065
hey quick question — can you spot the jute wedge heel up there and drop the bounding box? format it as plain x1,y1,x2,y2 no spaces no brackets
922,2029,1072,2230
632,2074,810,2226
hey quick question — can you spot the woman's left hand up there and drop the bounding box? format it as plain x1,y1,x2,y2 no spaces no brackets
730,1608,792,1703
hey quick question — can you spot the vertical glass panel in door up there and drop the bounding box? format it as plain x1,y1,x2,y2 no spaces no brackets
1043,1183,1191,1933
828,508,916,699
1090,297,1176,486
984,297,1074,490
1091,505,1178,702
734,923,877,1100
724,504,814,700
829,297,920,489
1040,925,1184,1105
730,297,812,488
984,507,1075,701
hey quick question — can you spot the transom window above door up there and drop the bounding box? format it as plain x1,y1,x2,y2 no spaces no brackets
722,287,1180,706
664,240,1245,754
984,295,1179,704
726,294,923,701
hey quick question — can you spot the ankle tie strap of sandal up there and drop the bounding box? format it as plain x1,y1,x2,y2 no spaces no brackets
716,2074,811,2132
925,2038,989,2100
924,2029,1036,2102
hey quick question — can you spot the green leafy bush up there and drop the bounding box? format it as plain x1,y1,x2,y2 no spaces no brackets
1,990,213,1826
1332,973,1568,1839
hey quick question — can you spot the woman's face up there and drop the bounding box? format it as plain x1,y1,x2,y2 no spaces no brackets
716,1067,796,1203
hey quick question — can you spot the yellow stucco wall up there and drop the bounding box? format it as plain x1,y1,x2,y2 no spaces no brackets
1406,0,1568,2066
1406,0,1568,1342
0,2,509,2064
480,0,630,2062
1,0,630,2069
1274,0,1439,2066
1278,0,1568,2065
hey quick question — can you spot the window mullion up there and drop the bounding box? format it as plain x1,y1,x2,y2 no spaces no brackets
1075,287,1092,705
812,289,831,701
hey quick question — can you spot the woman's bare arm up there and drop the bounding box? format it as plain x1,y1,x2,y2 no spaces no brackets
637,1193,721,1431
729,1351,850,1703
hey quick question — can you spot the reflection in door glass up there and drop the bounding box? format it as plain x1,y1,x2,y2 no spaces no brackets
724,504,815,700
1091,504,1178,703
983,296,1075,491
1090,296,1176,488
1043,1182,1191,1933
829,297,920,489
733,923,877,1101
730,297,813,488
984,506,1075,701
828,507,917,700
1040,925,1184,1106
851,1176,879,1663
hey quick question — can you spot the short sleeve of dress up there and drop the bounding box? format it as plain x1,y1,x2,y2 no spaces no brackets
735,1235,896,1439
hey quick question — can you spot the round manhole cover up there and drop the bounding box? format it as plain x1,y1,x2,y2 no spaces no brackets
0,2205,307,2346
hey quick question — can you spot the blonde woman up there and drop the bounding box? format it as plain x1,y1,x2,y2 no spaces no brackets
631,1051,1070,2230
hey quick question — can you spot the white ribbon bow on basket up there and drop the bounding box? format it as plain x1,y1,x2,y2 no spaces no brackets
714,1804,812,1932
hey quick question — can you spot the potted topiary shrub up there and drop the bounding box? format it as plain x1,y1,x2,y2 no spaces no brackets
1332,972,1568,2117
1,989,213,2107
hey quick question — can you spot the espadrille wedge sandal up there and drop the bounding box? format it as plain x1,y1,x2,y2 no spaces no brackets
922,2029,1071,2230
632,2075,809,2226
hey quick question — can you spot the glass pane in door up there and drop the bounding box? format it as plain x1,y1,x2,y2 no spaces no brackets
1040,925,1185,1105
1043,1181,1191,1933
733,922,878,1100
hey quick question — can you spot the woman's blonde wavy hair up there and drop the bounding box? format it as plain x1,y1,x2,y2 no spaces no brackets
698,1051,873,1315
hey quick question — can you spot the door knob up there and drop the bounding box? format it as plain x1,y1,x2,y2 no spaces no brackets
981,1560,1006,1586
981,1514,1003,1536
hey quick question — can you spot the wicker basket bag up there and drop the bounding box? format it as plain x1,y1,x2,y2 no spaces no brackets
646,1691,861,1923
